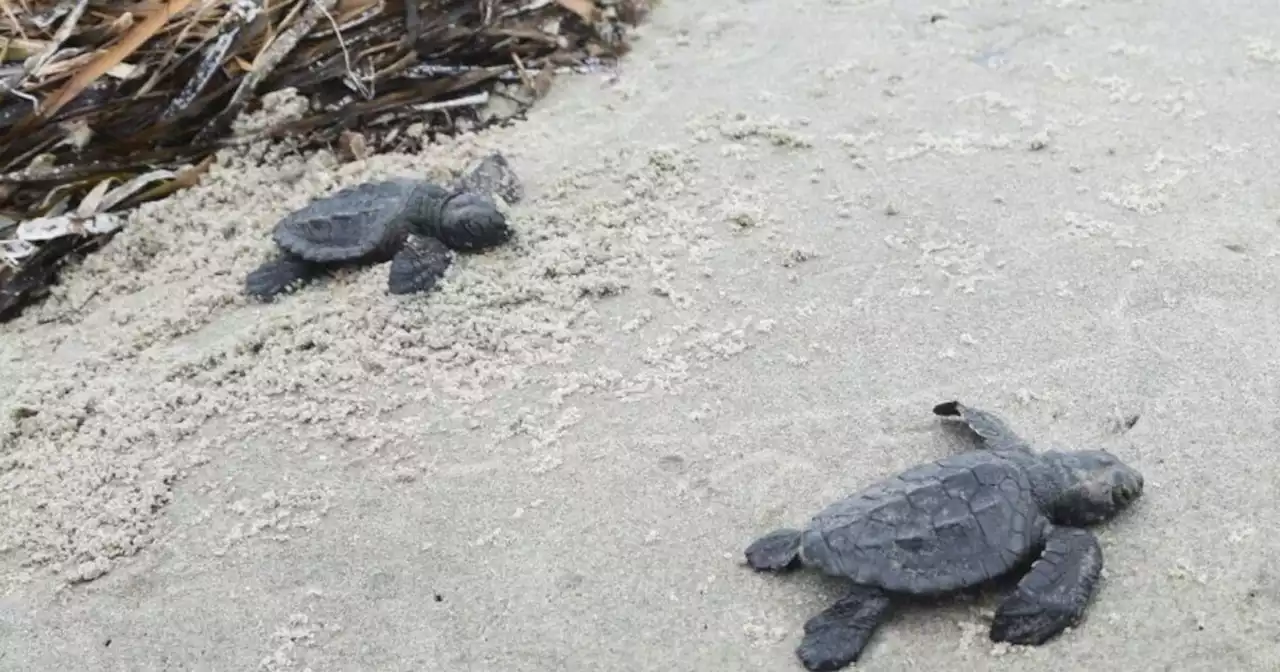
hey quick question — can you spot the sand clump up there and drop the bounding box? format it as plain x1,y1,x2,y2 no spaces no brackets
0,114,748,592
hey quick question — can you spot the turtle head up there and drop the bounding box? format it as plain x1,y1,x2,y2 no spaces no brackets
1043,450,1144,526
437,191,513,250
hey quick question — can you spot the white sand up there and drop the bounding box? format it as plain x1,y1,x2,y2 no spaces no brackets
2,1,1279,670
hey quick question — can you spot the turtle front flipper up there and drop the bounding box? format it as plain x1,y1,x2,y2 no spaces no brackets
245,253,323,300
454,152,524,206
387,235,455,295
989,526,1103,645
796,586,893,671
933,400,1032,452
744,528,804,572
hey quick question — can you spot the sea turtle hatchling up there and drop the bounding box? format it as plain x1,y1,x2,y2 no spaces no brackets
244,152,523,300
744,400,1144,671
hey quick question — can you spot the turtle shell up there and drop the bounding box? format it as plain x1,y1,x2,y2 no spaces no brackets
273,180,418,263
800,450,1045,596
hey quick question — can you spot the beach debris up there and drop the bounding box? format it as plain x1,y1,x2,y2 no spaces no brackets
245,152,522,300
0,160,211,319
743,400,1145,671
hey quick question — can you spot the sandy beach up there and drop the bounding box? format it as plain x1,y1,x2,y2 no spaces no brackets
2,0,1279,670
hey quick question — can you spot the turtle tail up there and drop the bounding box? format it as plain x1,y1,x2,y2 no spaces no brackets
245,253,322,300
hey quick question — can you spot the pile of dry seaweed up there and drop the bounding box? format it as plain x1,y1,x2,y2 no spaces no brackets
0,0,650,323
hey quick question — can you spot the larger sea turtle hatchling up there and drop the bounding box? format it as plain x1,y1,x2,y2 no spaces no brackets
244,152,523,300
743,400,1145,671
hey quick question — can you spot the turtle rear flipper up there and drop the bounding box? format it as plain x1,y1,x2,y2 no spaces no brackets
989,526,1103,645
797,586,893,671
387,235,455,295
933,400,1032,452
246,253,323,300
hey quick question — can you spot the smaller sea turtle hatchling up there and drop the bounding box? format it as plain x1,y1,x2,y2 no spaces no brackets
743,400,1145,671
244,152,523,300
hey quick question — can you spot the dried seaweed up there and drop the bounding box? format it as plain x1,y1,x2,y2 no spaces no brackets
0,0,652,323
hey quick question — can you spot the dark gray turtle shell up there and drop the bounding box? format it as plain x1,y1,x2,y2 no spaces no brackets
800,449,1045,596
273,179,418,263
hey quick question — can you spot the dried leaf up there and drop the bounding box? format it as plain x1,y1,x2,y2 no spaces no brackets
17,214,79,241
0,37,49,61
74,174,115,217
40,0,196,120
117,156,213,206
193,0,334,143
1,238,35,264
97,168,177,211
163,0,262,120
86,213,123,234
554,0,598,23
